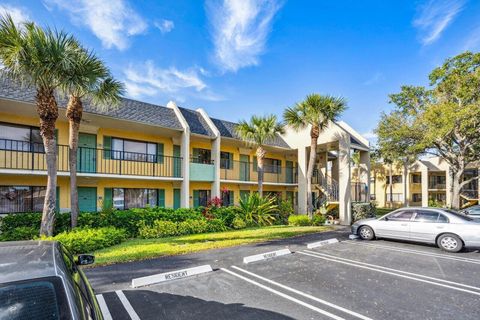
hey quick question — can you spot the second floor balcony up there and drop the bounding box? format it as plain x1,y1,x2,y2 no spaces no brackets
0,139,183,179
220,160,297,185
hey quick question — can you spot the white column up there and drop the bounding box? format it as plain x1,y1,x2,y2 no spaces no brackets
211,137,221,198
338,133,351,225
421,166,428,207
197,108,221,199
297,147,308,214
359,150,370,201
403,163,409,206
445,167,452,208
168,101,190,208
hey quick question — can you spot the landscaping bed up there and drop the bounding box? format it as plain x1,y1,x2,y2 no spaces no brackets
92,225,331,266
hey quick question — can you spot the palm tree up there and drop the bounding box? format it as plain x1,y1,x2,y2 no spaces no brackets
235,115,285,195
0,15,80,236
284,94,347,217
61,47,123,228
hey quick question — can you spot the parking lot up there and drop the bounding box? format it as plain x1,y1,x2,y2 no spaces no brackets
88,232,480,320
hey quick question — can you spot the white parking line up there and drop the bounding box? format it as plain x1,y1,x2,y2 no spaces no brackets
115,290,141,320
221,268,346,320
95,294,113,320
299,251,480,297
343,241,480,264
231,266,372,320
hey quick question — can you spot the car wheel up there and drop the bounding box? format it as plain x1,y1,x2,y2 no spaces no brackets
437,234,463,253
358,226,375,240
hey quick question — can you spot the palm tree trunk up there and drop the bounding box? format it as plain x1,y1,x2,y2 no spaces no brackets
307,125,319,218
389,163,393,207
37,89,59,237
67,96,83,228
256,146,266,195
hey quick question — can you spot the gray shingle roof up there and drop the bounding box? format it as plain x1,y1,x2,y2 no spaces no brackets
0,77,182,130
211,118,290,149
178,107,214,137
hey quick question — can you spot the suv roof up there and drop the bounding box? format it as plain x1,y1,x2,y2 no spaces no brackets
0,241,65,284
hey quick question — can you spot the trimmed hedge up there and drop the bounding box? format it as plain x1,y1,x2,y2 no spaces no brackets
288,215,311,226
138,218,227,239
44,227,127,254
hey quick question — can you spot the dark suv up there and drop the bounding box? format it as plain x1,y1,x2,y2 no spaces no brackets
0,241,103,319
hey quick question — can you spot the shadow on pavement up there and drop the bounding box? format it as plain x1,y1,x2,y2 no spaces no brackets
123,290,295,320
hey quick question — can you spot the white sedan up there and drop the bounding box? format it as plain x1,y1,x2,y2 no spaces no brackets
351,207,480,252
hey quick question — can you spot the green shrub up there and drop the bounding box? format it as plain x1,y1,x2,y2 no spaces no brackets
312,214,326,226
138,220,178,239
277,200,294,225
177,219,208,235
238,193,277,226
232,217,247,229
206,219,228,232
211,207,238,227
352,202,376,222
46,227,127,254
288,215,311,226
0,226,39,241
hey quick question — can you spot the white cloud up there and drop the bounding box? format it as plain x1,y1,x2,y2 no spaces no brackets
154,19,174,34
0,4,31,25
206,0,281,72
363,72,384,86
45,0,147,50
124,61,222,102
362,131,377,140
413,0,465,46
463,26,480,51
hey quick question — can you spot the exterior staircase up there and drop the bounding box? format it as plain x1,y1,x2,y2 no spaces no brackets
312,170,339,212
460,190,478,209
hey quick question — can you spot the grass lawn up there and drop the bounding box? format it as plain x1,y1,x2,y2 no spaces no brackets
376,207,395,217
93,225,332,266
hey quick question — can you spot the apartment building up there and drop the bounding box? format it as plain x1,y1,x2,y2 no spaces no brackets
372,157,479,208
0,78,370,225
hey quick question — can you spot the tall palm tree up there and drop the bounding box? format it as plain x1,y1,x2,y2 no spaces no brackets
235,115,285,195
284,94,347,217
0,15,80,236
61,47,123,228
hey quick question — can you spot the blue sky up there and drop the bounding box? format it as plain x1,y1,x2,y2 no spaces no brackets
1,0,479,141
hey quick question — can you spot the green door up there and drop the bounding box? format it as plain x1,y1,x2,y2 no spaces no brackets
77,133,96,173
286,160,294,183
78,187,97,212
173,145,181,177
239,155,250,181
173,188,181,209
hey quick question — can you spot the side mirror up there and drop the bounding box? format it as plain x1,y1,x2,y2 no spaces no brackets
76,254,95,266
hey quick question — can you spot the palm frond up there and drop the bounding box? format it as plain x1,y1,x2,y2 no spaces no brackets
235,114,284,147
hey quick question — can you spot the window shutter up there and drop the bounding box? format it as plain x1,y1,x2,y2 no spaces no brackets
104,188,113,209
253,156,257,171
228,153,233,169
55,186,60,213
157,189,165,207
103,136,112,159
192,148,199,162
278,160,282,174
229,191,234,206
173,188,181,209
157,143,164,164
193,190,199,208
54,129,59,145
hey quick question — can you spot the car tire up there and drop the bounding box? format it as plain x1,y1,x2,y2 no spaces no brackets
437,233,463,253
358,225,375,240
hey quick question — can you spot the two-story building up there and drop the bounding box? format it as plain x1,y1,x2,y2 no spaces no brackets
0,78,370,225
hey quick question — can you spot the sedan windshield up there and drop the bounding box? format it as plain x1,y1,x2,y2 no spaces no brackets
0,277,71,320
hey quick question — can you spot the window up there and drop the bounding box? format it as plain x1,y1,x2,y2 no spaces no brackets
254,158,281,173
192,148,212,164
111,138,157,162
411,174,421,184
412,193,422,203
429,175,446,188
220,152,233,169
387,210,414,221
113,188,158,209
414,210,441,223
0,123,43,152
194,190,211,207
0,186,47,213
221,190,234,206
386,175,402,184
